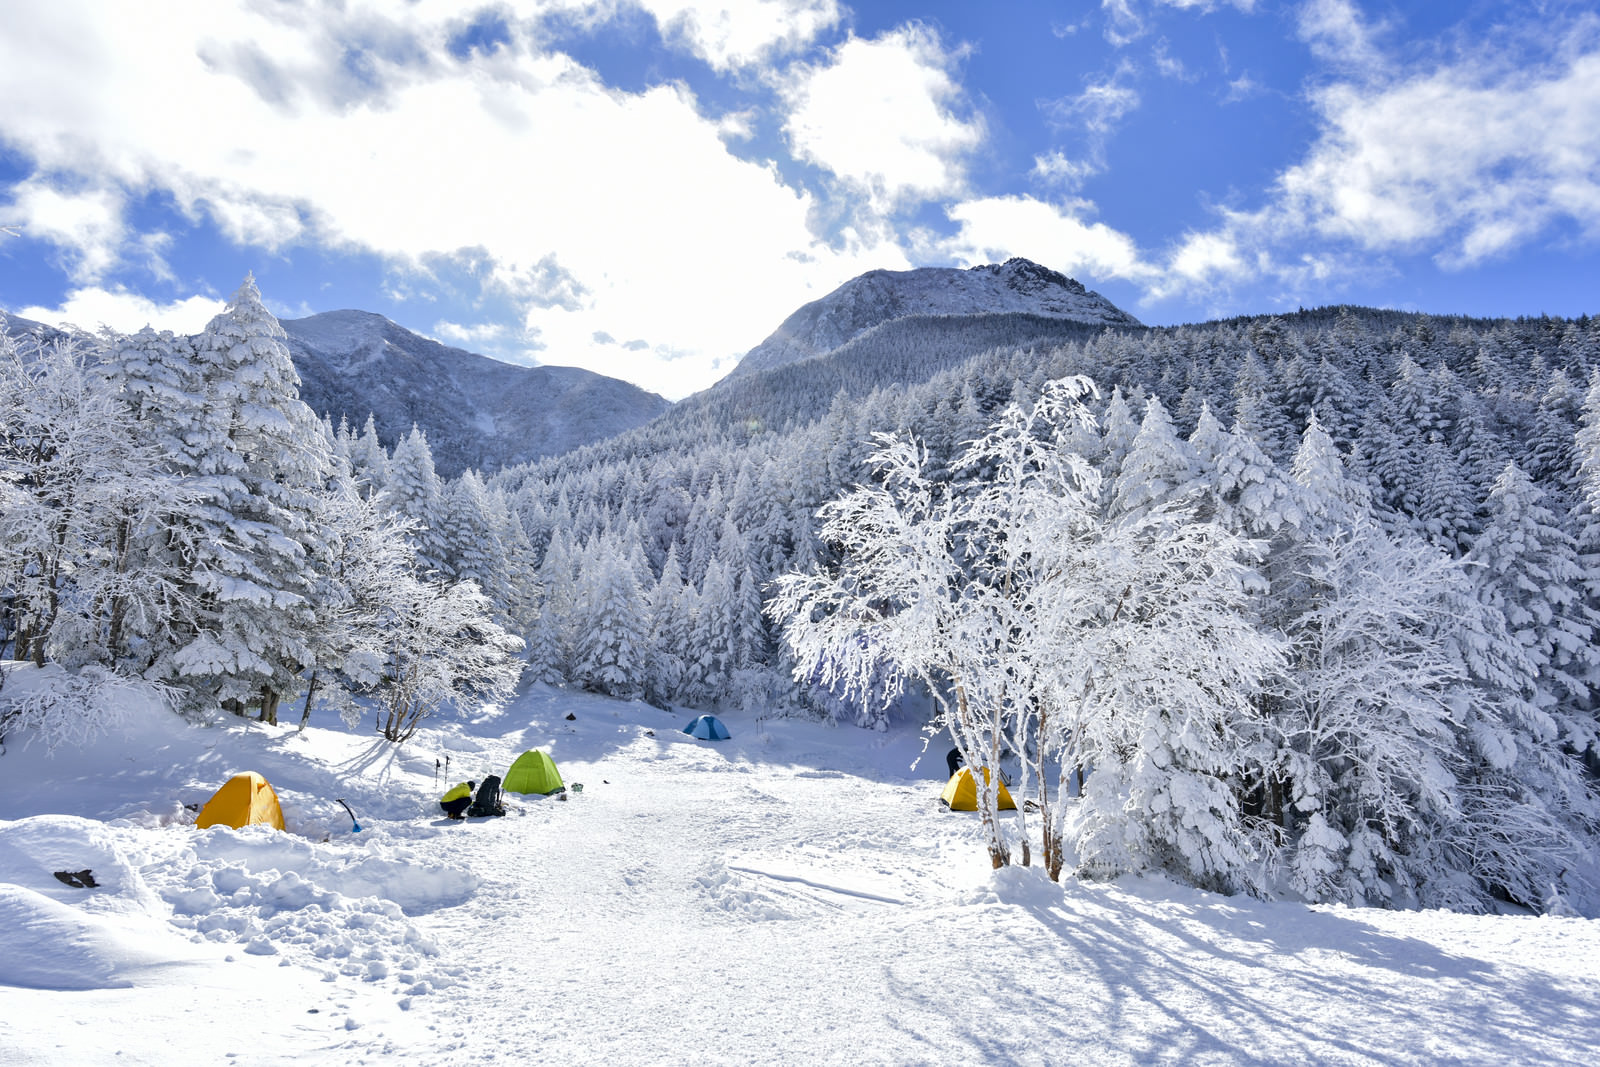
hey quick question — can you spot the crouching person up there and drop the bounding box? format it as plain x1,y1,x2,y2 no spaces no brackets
440,780,475,820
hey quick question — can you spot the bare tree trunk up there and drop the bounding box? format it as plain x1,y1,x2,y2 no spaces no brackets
953,681,1010,868
1039,744,1061,881
24,627,46,668
105,517,132,663
256,688,280,725
297,672,319,732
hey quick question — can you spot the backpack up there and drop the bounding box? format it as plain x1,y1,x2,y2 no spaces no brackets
467,774,506,818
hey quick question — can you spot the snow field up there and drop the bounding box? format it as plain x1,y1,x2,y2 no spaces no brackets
2,680,1599,1064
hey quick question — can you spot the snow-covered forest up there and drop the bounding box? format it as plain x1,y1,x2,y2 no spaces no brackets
5,277,1600,915
0,278,527,744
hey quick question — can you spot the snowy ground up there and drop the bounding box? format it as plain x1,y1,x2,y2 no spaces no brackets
2,667,1598,1065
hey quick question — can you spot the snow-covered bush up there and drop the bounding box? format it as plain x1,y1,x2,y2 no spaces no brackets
0,663,178,754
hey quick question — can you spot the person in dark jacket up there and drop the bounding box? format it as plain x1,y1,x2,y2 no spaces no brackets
440,780,475,820
947,747,964,777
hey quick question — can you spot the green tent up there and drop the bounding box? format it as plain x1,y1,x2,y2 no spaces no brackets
503,749,565,795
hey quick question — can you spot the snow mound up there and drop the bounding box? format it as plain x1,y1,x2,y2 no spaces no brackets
0,884,203,991
0,816,200,990
0,811,477,1001
149,827,475,995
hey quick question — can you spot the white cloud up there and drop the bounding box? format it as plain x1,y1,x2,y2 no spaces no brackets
1222,73,1266,103
17,287,224,336
2,181,126,283
1102,0,1257,47
0,0,916,399
1157,226,1252,296
1296,0,1387,75
433,320,509,347
942,195,1153,284
1152,39,1190,80
1049,64,1141,136
1038,62,1141,186
778,24,985,213
1278,47,1600,266
1144,9,1600,305
1101,0,1147,47
1032,151,1098,191
639,0,841,72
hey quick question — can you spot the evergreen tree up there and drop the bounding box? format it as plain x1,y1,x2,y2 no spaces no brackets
158,276,333,721
439,471,515,628
0,332,192,669
482,485,541,639
1467,462,1598,719
571,534,648,701
688,557,738,707
381,425,450,578
1231,350,1290,459
527,530,578,684
644,544,689,707
1097,385,1140,481
1106,394,1196,521
1415,436,1478,555
1525,370,1581,503
351,413,389,495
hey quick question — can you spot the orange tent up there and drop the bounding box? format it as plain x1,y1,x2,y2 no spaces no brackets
195,771,286,830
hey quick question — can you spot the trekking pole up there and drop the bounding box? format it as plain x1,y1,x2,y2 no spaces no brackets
336,799,362,833
434,758,440,788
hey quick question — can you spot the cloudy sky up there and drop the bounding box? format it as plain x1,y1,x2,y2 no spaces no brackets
2,1,1597,400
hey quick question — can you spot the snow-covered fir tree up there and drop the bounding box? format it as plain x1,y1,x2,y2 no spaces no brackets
155,276,333,723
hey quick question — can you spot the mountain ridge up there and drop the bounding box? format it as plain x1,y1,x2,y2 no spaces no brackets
725,257,1140,381
281,310,671,477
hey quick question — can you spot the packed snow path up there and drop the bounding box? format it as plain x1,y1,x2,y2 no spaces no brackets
3,684,1599,1064
410,706,1600,1066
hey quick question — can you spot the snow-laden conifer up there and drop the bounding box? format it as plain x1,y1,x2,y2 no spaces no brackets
381,425,450,579
152,276,332,721
644,544,689,707
1467,462,1597,714
571,533,648,701
1105,394,1196,520
0,332,193,670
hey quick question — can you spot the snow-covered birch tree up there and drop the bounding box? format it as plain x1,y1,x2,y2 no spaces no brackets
772,377,1285,880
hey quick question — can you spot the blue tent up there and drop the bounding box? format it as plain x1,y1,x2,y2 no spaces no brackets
682,714,731,741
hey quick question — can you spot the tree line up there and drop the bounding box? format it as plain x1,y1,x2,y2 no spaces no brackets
4,275,1598,911
494,304,1600,911
1,277,524,743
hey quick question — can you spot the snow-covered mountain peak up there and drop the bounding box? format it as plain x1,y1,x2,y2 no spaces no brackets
276,309,395,355
726,258,1139,380
279,311,670,476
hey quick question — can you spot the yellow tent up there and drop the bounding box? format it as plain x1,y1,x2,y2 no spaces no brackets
940,766,1017,811
195,771,286,831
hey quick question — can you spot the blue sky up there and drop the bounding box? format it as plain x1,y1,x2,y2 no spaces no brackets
2,1,1597,399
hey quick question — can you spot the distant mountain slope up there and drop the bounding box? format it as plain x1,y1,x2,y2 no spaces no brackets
281,311,671,477
727,257,1140,380
664,311,1123,446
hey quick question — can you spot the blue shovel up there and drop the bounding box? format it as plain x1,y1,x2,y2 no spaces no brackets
336,798,362,833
